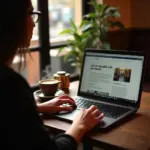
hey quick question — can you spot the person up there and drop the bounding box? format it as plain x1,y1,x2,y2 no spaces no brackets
0,0,104,149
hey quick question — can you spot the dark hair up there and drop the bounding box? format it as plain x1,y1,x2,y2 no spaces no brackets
0,0,31,68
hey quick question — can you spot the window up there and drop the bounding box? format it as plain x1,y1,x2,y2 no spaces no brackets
30,0,39,47
48,0,82,79
49,0,82,44
25,51,40,85
12,51,40,85
49,49,77,75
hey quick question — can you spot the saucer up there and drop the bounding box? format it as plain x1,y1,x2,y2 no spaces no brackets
34,89,65,102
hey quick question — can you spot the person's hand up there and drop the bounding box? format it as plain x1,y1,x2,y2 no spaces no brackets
37,95,76,114
73,105,104,132
66,105,104,143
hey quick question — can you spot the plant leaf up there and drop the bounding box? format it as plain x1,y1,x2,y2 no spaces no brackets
59,29,73,35
113,11,120,17
70,18,77,32
80,20,89,28
73,33,81,43
108,20,125,28
84,13,97,19
71,63,77,67
81,23,93,32
104,6,120,19
105,6,119,14
102,42,111,50
91,37,100,48
88,0,102,14
66,39,75,45
67,57,76,62
57,47,66,56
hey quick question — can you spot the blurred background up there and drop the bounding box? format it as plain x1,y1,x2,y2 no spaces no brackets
12,0,150,86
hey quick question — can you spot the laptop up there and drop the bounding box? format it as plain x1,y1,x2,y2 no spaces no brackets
54,48,146,129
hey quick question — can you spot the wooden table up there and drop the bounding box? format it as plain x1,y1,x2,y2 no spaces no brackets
43,81,150,150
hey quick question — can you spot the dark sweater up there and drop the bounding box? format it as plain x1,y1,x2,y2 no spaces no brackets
0,65,77,150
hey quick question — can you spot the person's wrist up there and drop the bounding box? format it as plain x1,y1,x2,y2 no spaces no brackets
36,103,51,113
66,124,87,144
36,103,43,113
74,124,87,135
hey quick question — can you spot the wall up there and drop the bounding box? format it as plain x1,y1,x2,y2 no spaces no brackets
26,52,40,85
103,0,150,28
103,0,150,81
75,0,82,26
103,0,131,28
130,0,150,28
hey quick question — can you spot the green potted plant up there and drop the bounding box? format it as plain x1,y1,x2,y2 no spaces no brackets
58,0,124,69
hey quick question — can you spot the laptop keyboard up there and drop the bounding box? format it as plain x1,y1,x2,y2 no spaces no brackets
75,97,131,119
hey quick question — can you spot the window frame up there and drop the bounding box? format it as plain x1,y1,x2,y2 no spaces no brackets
29,0,92,88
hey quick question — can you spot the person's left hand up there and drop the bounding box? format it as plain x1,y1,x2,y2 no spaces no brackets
37,95,76,114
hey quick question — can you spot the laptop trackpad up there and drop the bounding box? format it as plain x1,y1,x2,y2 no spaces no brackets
55,109,80,122
55,109,114,129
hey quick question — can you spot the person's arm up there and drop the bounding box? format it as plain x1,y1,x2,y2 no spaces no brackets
2,73,78,150
36,95,76,114
66,107,104,143
65,123,86,144
34,94,85,144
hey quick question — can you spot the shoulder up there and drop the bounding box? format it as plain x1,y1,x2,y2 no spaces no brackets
0,65,36,109
0,65,30,89
0,65,33,101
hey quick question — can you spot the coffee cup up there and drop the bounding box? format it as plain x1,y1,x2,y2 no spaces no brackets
39,79,61,96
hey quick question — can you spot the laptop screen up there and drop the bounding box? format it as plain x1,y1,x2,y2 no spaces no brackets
79,51,144,103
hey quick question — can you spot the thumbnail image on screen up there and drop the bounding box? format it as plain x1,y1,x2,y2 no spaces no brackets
113,68,132,83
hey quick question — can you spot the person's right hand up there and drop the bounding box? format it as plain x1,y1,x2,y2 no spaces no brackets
73,105,104,132
66,105,104,143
